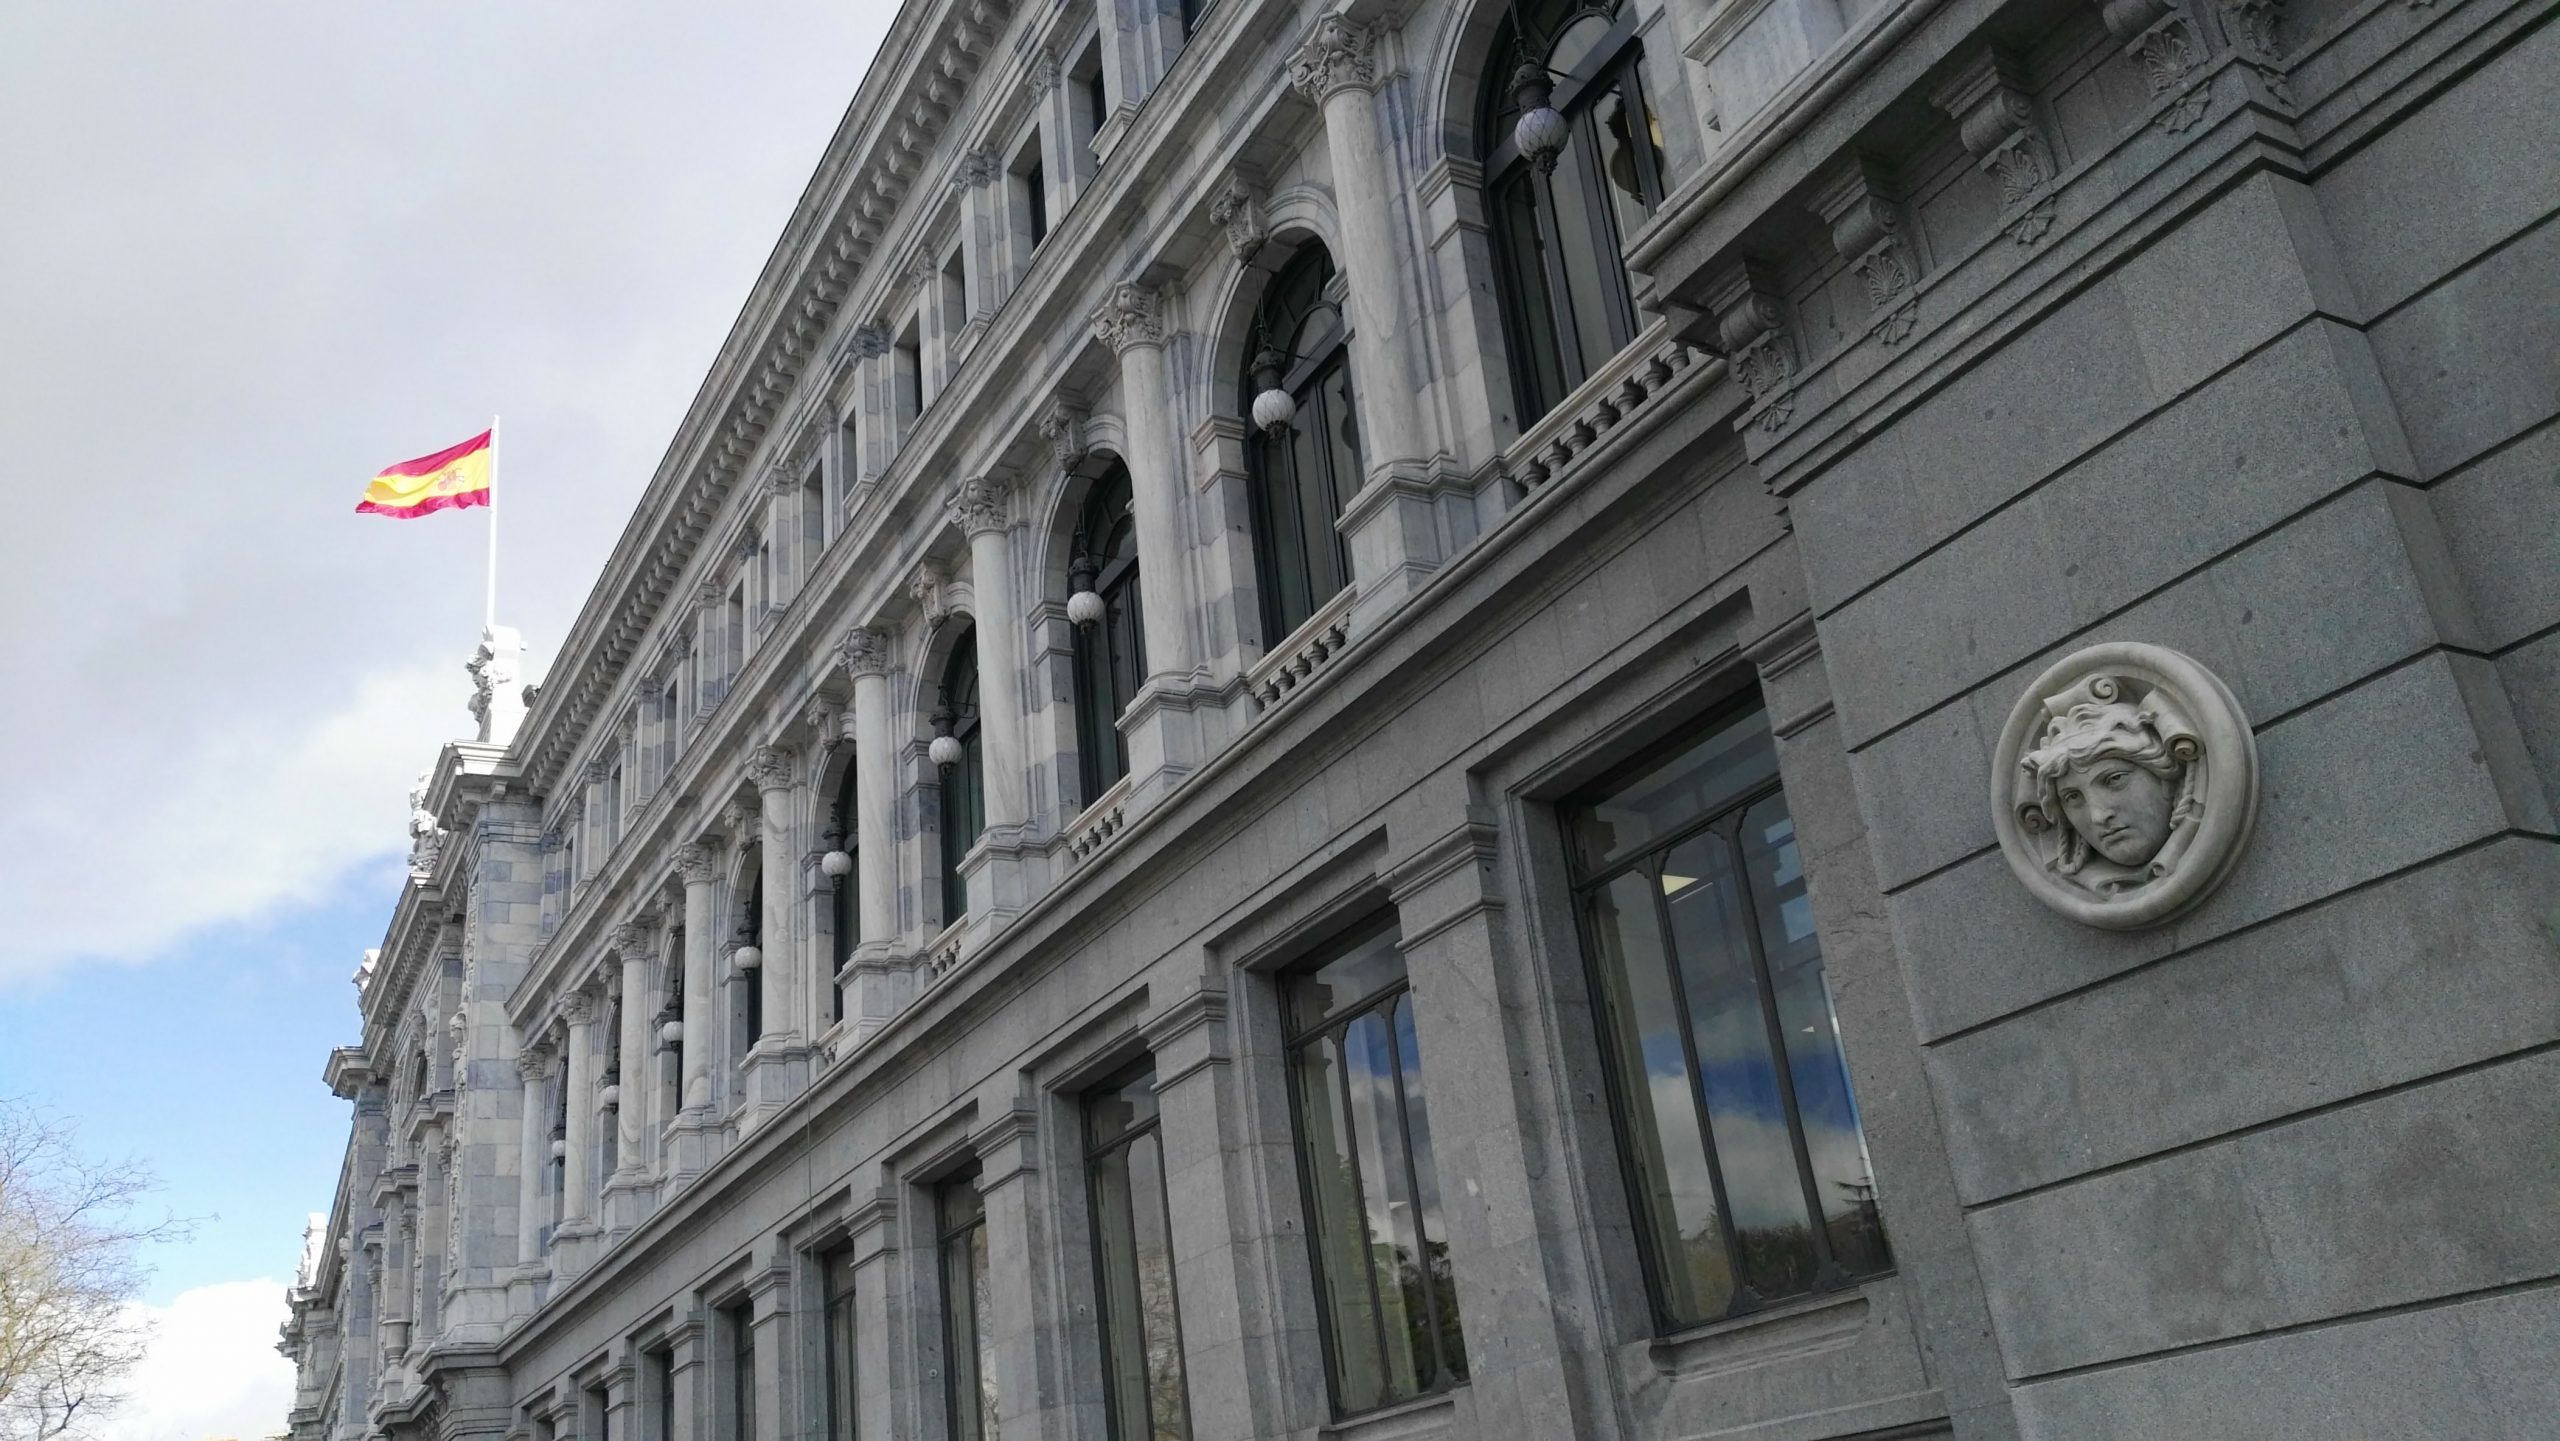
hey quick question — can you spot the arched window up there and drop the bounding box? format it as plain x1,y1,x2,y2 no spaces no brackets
1243,245,1361,645
1480,0,1668,423
936,631,985,926
1071,465,1145,801
828,762,857,1023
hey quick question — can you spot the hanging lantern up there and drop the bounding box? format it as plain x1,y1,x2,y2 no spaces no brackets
731,943,762,973
1066,551,1104,630
822,848,854,877
550,1138,567,1159
1250,346,1296,436
1512,64,1569,175
599,1083,621,1109
930,694,963,775
659,1019,685,1046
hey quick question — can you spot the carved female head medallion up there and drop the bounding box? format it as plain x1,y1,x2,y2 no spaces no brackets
1990,642,2256,929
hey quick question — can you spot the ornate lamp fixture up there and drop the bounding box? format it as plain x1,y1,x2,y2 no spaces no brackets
1250,341,1297,436
654,993,683,1049
1066,549,1106,630
929,692,964,775
821,847,854,877
731,939,762,974
1512,63,1569,173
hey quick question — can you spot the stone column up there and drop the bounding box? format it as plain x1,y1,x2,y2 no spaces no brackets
1142,987,1300,1441
951,477,1037,931
843,1190,905,1441
1084,289,1226,804
605,920,659,1235
554,993,601,1275
1288,12,1469,627
667,843,721,1184
972,1106,1055,1441
377,1191,412,1393
837,630,911,1043
414,1124,447,1345
740,745,810,1132
510,1043,553,1315
666,1305,711,1441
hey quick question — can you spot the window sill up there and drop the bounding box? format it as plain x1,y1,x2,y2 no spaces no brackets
1319,1388,1461,1440
1647,1285,1874,1380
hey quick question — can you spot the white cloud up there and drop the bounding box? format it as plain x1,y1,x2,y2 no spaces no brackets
0,661,461,983
101,1279,296,1441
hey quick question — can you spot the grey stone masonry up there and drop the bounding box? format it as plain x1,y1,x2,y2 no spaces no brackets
287,0,2560,1439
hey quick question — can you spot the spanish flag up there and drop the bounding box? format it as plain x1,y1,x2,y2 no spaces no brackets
355,429,493,518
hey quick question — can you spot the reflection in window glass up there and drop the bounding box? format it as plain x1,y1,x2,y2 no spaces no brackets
939,1173,997,1441
822,1250,858,1441
1566,698,1888,1332
1285,926,1467,1416
1087,1065,1190,1440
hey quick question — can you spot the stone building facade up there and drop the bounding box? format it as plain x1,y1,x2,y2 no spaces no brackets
280,0,2560,1436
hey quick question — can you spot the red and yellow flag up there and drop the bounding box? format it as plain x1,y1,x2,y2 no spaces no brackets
355,429,493,518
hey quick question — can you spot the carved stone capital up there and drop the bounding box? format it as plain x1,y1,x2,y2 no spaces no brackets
953,147,1000,192
609,920,655,956
1287,12,1379,104
1023,52,1061,98
851,322,893,359
949,474,1011,536
1089,282,1165,355
1208,173,1269,264
675,843,718,886
560,992,598,1026
1991,643,2258,929
746,744,796,794
838,626,891,679
514,1046,554,1084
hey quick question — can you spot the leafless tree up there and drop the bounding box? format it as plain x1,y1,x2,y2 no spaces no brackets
0,1100,188,1441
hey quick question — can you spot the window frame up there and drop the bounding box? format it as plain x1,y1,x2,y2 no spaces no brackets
820,1247,859,1441
1070,466,1145,803
1241,245,1360,646
1279,920,1468,1418
1561,696,1891,1333
1082,1061,1191,1441
936,630,985,927
936,1170,993,1441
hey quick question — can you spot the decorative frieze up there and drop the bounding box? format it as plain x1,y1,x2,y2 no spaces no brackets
1933,52,2058,246
1706,261,1797,432
1811,160,1919,348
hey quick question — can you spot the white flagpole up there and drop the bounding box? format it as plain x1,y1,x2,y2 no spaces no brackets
486,415,501,630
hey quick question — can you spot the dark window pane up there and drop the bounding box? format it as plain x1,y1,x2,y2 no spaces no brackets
1388,997,1465,1383
1293,1030,1387,1413
1593,73,1665,243
1660,831,1818,1300
1548,142,1628,382
1126,1132,1189,1441
941,1175,991,1441
824,1253,858,1441
1583,869,1731,1324
1743,797,1888,1276
1492,172,1566,422
1341,1009,1426,1397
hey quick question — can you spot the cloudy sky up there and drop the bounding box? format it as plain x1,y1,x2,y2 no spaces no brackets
0,4,891,1437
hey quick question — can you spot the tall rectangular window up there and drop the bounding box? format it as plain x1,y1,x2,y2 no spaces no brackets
800,463,827,571
1565,697,1888,1332
1016,142,1047,253
724,1303,756,1441
650,1348,675,1441
895,322,924,427
725,586,745,690
1086,1064,1189,1441
822,1249,858,1441
1285,925,1466,1416
941,247,968,340
937,1172,996,1441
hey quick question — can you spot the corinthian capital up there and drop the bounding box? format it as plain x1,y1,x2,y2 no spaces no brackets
949,474,1012,536
747,744,797,794
675,843,718,886
609,919,656,956
561,992,598,1026
1287,12,1378,104
514,1045,554,1083
1089,283,1165,355
838,626,891,679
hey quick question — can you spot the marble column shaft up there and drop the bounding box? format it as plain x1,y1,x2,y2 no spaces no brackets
1293,15,1423,469
957,487,1030,830
1091,296,1197,681
514,1047,551,1266
679,849,719,1111
561,996,599,1226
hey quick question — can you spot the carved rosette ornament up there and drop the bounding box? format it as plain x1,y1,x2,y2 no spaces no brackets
1934,53,2057,247
1990,643,2257,929
1813,161,1919,348
2097,0,2209,132
1089,283,1165,354
1286,12,1379,104
1707,261,1796,433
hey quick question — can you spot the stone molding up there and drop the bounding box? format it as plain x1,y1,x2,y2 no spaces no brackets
1286,12,1379,104
1089,282,1166,354
1038,394,1088,473
1810,159,1919,348
1989,642,2258,930
910,561,952,624
1706,260,1796,432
